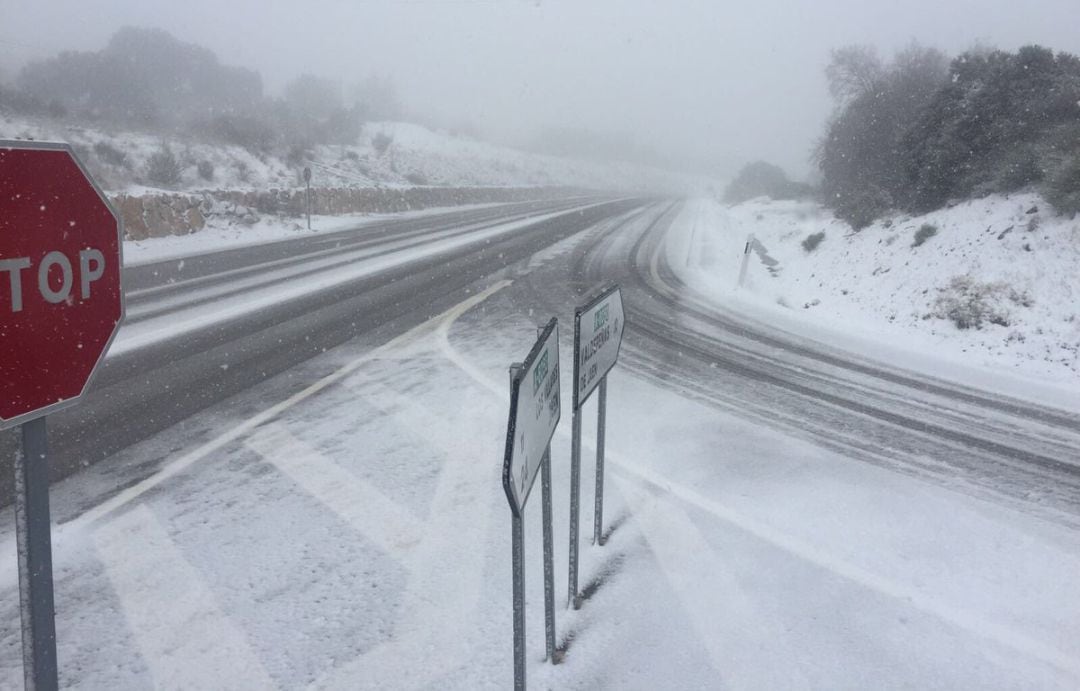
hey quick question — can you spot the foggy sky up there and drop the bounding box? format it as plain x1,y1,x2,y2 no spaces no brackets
3,0,1079,178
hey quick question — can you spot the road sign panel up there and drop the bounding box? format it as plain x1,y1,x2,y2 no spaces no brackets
573,286,623,409
0,140,124,428
502,318,560,515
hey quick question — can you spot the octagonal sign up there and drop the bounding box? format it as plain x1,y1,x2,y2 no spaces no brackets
0,140,124,429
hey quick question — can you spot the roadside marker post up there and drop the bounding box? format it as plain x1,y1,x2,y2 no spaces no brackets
737,234,780,289
567,286,624,608
2,141,125,691
303,166,312,230
502,319,562,689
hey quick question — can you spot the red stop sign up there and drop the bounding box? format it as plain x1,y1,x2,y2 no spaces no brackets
1,141,124,428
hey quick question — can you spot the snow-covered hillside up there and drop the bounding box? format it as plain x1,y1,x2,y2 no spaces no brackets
0,114,714,196
671,194,1080,388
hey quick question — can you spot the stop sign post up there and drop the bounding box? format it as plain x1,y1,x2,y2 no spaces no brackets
1,140,124,690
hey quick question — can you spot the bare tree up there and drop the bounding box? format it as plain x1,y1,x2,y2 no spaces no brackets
826,45,884,103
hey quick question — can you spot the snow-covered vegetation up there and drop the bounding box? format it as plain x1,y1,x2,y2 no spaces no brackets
0,27,710,197
673,193,1080,385
817,43,1080,227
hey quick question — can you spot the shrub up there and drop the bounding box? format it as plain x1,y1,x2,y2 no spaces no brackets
834,185,892,230
285,143,311,168
372,132,393,156
995,145,1044,191
203,114,277,153
404,171,429,186
723,161,810,203
93,141,128,167
903,45,1080,211
1043,155,1080,217
196,159,214,182
802,231,826,252
145,145,181,188
933,275,1030,329
912,223,938,247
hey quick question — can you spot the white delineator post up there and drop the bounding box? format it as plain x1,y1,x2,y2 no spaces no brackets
737,234,754,289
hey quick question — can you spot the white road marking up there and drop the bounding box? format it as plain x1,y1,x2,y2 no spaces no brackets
69,279,512,530
244,423,423,555
312,380,496,689
92,505,276,690
616,477,810,688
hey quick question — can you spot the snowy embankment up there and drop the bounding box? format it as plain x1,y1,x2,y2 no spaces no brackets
0,114,709,195
2,112,713,247
670,194,1080,398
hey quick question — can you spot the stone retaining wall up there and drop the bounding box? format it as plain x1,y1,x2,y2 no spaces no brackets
112,186,582,240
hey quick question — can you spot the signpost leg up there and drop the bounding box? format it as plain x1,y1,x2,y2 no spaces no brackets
14,417,59,691
540,447,559,663
305,182,312,230
511,513,526,691
593,376,608,546
567,407,582,609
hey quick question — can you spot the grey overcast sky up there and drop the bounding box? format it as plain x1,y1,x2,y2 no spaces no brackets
2,0,1079,177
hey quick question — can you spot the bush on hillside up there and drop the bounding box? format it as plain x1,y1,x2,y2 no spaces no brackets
93,141,128,168
833,184,892,230
1043,155,1080,217
992,145,1045,192
902,45,1080,211
816,43,949,223
912,223,938,247
372,132,394,157
0,84,66,118
933,276,1031,330
816,42,1080,219
145,145,182,188
802,231,826,252
723,161,809,203
198,114,277,153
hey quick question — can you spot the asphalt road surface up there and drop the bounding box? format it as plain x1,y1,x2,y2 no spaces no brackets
517,200,1080,528
4,194,1076,530
0,196,639,501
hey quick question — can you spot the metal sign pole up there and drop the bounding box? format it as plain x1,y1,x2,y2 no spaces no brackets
511,509,525,691
302,165,312,231
593,376,608,546
567,403,582,609
540,446,558,662
14,417,59,691
508,364,526,691
534,324,558,662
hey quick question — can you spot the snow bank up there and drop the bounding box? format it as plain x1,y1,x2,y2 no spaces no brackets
672,193,1080,390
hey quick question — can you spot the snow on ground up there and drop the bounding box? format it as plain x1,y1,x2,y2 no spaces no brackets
2,219,1078,688
669,194,1080,400
0,112,716,196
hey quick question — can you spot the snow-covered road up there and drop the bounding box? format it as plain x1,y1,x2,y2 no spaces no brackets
1,199,1077,689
